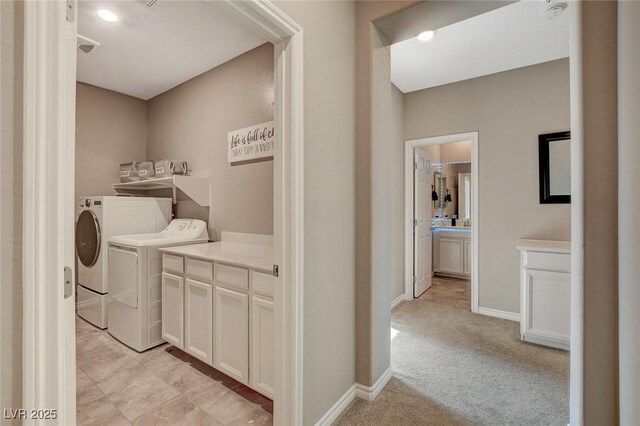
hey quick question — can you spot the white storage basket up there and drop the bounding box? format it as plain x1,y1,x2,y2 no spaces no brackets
154,159,188,178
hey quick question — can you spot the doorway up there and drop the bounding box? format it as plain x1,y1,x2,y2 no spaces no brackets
21,1,303,424
405,132,479,312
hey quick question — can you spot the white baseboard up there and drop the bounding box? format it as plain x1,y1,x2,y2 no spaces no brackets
391,294,406,310
477,306,520,322
314,384,356,426
355,367,393,401
315,368,394,425
522,333,570,351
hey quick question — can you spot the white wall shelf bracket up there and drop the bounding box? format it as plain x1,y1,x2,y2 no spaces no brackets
113,176,210,206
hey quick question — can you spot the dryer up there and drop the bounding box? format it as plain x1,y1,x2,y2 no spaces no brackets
75,196,172,329
107,219,208,351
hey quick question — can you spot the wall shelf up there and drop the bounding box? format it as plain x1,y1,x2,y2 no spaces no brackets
113,176,210,206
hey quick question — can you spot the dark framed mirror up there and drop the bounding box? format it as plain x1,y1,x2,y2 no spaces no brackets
539,131,571,204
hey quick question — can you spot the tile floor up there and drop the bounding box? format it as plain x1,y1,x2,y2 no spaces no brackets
419,275,471,309
76,317,272,425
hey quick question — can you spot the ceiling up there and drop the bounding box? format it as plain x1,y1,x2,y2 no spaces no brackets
391,1,570,93
375,1,516,46
77,0,267,100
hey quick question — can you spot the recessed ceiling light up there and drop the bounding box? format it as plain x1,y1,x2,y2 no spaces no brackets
97,9,118,23
417,30,436,42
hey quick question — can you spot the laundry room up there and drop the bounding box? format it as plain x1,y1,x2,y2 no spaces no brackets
73,1,276,424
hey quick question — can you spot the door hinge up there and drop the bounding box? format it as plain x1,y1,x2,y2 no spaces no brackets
66,0,75,23
414,219,418,227
64,266,73,299
413,276,417,284
273,264,279,277
413,162,418,170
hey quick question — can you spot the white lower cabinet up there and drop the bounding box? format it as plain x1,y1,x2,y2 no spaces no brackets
518,239,571,350
463,239,472,275
184,278,213,363
214,285,249,384
251,296,274,398
162,272,184,348
522,269,570,349
162,254,274,398
439,238,464,274
433,231,471,278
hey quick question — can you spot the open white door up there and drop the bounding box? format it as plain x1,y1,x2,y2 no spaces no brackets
22,1,77,422
413,150,432,297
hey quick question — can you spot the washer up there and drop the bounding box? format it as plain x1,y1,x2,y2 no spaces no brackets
107,219,209,351
75,196,172,329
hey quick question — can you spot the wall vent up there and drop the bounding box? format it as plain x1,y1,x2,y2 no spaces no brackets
137,0,159,8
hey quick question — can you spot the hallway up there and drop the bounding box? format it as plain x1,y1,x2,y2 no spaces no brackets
337,283,569,425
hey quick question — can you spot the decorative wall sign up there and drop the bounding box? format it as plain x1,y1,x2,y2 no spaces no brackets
228,121,275,163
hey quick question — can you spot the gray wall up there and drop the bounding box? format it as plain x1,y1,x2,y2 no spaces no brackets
0,0,23,416
75,83,148,200
618,1,640,423
403,59,571,313
272,2,357,424
355,0,417,389
573,2,618,423
147,43,274,240
390,84,405,303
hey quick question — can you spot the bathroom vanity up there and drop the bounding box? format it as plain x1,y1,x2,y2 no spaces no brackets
433,227,472,278
159,232,274,398
517,239,571,350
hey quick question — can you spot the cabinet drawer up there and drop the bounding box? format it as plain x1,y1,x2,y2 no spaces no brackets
162,254,184,274
252,271,274,298
524,251,570,273
214,263,249,291
186,258,213,282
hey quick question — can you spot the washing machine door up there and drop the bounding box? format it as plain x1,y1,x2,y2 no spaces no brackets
76,210,101,267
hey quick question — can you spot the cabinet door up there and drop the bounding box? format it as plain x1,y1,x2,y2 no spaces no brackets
214,286,249,383
439,238,464,274
162,272,184,348
463,239,472,276
522,269,570,349
251,296,274,398
185,278,213,364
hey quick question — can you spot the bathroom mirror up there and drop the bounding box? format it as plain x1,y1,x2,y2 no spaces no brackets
433,171,447,216
539,131,571,204
433,161,472,219
458,173,471,220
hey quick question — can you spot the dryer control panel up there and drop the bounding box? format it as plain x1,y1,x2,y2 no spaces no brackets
162,219,208,239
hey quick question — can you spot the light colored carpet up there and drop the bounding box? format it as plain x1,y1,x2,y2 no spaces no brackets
337,293,569,425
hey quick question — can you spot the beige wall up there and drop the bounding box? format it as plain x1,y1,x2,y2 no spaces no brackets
419,144,441,164
390,84,405,302
271,1,358,424
75,83,148,200
0,0,23,415
440,140,471,163
404,59,571,313
147,43,274,240
618,1,640,423
355,0,418,389
574,2,618,424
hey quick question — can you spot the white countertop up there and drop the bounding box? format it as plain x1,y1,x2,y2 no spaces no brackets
516,239,571,254
159,241,274,272
432,226,471,232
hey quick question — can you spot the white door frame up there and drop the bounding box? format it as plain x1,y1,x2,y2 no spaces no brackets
404,132,479,312
22,1,304,424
